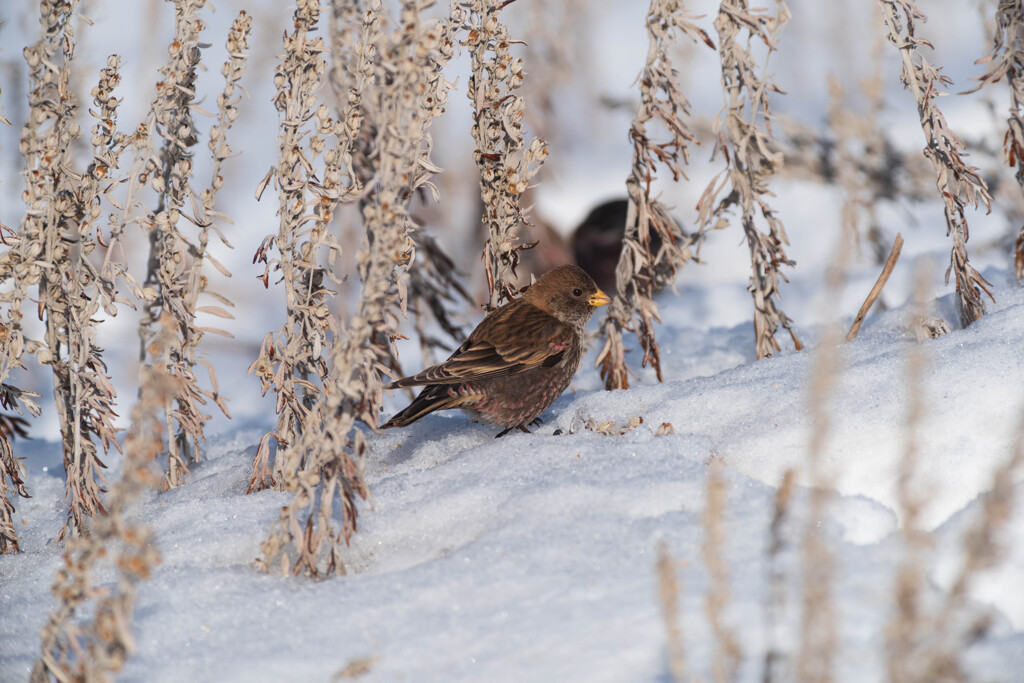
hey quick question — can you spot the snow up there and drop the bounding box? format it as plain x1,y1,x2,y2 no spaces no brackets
3,269,1023,681
3,0,1024,681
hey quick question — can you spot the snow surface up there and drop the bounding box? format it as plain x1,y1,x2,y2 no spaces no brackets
3,272,1024,682
3,0,1024,681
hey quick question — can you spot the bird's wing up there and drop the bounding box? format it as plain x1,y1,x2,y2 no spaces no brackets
388,304,574,388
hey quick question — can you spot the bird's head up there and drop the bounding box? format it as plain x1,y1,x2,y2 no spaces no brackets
524,264,612,328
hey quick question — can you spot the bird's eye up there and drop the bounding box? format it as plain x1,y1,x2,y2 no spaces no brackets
572,288,583,297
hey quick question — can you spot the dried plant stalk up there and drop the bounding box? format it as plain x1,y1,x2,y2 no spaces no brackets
968,0,1024,280
520,0,583,144
879,0,994,326
846,233,904,342
698,0,802,360
329,0,470,370
825,17,891,265
886,267,932,683
32,318,172,683
135,0,242,490
762,468,794,683
0,415,30,554
408,231,473,366
0,78,39,554
795,220,850,683
656,540,686,682
466,0,548,309
596,0,711,390
255,0,459,576
248,0,361,494
702,458,741,682
920,414,1024,680
19,0,134,542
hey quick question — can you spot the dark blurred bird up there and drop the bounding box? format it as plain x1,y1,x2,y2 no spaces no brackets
572,198,685,293
383,264,611,437
571,199,636,293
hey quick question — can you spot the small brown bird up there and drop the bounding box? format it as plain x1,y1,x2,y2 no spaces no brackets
383,264,612,437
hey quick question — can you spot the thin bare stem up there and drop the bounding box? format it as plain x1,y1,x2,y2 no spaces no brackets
845,233,904,342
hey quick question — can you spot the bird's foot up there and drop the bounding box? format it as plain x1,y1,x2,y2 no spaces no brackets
495,422,535,438
528,417,543,428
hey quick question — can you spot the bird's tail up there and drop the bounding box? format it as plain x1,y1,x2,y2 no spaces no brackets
382,385,477,429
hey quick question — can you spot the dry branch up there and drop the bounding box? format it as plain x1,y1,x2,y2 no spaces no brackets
19,0,133,542
885,268,932,683
0,77,38,554
846,233,904,342
826,31,892,266
969,0,1024,280
255,0,459,576
329,0,470,372
796,212,852,683
702,458,741,682
134,0,245,490
698,0,802,360
0,414,30,554
595,0,710,390
248,0,360,494
656,540,686,682
32,317,172,683
466,0,549,309
762,468,795,683
879,0,994,326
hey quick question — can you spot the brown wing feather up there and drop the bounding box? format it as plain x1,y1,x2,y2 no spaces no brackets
387,301,572,389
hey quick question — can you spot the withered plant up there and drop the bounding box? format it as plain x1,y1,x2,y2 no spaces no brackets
595,0,711,390
773,113,935,224
919,416,1024,680
885,268,934,683
697,0,802,360
968,0,1024,279
329,0,471,374
255,0,460,576
796,229,851,683
406,231,473,368
0,79,41,555
656,539,686,682
762,468,795,683
827,44,890,267
32,317,172,683
702,457,741,682
18,0,132,541
465,0,548,309
879,0,994,326
887,267,1024,682
134,0,247,489
248,0,359,494
519,0,584,145
0,410,32,554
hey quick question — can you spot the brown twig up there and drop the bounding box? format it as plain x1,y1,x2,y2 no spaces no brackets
595,0,710,390
845,233,904,342
656,539,685,682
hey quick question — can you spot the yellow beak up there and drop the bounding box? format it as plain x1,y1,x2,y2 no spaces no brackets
589,289,612,307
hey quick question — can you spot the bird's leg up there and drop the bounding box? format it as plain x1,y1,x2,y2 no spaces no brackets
496,422,534,438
